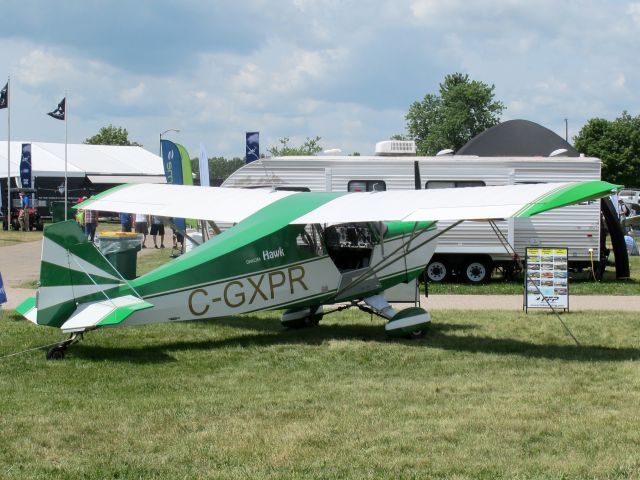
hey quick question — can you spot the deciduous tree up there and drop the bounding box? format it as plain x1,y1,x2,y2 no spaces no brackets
574,112,640,187
405,73,505,155
84,125,139,146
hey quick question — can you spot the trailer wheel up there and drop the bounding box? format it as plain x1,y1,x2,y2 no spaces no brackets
463,259,492,284
425,260,449,283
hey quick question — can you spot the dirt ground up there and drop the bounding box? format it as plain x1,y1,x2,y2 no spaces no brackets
1,240,639,312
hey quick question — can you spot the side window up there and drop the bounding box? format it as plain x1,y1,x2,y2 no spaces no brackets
296,224,325,256
348,180,387,192
425,180,485,189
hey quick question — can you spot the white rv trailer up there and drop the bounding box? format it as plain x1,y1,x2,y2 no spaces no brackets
222,146,603,282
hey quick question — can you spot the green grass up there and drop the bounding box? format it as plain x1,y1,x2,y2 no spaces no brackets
428,255,640,295
1,308,639,479
0,229,43,247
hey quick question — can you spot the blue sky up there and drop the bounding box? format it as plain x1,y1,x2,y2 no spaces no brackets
1,0,639,158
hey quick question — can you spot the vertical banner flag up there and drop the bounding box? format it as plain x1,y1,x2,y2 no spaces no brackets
160,139,184,185
20,144,32,189
198,143,210,187
0,271,7,305
246,131,259,163
160,139,197,230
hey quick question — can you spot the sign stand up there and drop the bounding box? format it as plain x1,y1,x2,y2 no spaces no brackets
523,247,569,313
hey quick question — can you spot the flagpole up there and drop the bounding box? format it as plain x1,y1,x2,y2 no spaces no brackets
6,76,10,227
64,92,68,221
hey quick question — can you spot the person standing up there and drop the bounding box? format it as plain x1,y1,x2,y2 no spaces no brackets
83,209,98,242
18,192,30,231
134,213,149,248
150,215,165,248
120,212,132,232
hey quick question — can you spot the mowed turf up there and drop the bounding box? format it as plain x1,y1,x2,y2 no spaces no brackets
1,308,639,479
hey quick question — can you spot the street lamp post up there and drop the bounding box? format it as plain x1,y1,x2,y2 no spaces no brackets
159,129,180,158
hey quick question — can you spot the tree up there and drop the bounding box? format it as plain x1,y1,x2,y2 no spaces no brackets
405,73,505,155
190,156,245,184
574,112,640,187
84,125,140,146
268,136,322,156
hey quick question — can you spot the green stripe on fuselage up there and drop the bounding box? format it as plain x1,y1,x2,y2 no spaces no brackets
131,192,346,297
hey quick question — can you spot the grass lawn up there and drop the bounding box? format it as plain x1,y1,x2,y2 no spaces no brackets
1,308,639,479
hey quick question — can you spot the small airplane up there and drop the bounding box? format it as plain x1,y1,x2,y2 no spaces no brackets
16,180,619,359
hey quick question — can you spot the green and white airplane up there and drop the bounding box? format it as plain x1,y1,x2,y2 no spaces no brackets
16,180,619,359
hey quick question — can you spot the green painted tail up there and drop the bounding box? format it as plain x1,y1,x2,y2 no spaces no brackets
33,220,133,328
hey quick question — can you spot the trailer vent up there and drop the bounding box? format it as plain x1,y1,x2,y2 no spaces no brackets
375,140,416,156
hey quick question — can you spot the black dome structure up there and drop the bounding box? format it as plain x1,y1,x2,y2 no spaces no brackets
456,119,579,157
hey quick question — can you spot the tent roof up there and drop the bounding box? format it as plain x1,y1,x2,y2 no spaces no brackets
456,119,580,157
0,142,164,178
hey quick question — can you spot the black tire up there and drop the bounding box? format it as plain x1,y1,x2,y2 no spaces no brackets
462,258,492,284
46,346,65,360
425,260,449,283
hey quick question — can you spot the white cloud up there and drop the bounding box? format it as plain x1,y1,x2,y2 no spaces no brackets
628,2,640,24
15,49,74,87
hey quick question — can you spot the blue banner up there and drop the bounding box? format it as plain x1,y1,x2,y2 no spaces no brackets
246,132,259,163
0,271,7,305
20,143,32,189
160,139,186,231
160,139,184,185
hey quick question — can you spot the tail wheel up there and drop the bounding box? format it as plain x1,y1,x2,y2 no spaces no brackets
463,259,492,284
425,260,449,283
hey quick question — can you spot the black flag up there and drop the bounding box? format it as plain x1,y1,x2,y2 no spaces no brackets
0,82,7,109
47,97,65,120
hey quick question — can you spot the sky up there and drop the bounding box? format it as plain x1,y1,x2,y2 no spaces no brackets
0,0,639,159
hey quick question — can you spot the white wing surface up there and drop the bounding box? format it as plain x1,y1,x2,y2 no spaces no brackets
78,181,618,225
78,184,296,223
291,182,618,224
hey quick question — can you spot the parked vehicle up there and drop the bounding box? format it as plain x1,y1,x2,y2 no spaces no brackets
223,141,609,283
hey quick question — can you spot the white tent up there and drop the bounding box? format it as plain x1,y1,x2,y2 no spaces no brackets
0,142,166,184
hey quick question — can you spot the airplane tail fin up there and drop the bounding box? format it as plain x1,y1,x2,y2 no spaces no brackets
18,220,150,330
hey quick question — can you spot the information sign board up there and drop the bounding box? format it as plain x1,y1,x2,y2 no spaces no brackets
524,247,569,311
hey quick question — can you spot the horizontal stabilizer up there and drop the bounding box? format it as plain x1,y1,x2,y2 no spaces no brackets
60,295,153,333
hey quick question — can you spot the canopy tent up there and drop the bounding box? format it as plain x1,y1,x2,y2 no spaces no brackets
457,119,580,157
0,142,165,182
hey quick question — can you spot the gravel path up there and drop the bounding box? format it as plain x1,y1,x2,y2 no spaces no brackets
2,240,639,312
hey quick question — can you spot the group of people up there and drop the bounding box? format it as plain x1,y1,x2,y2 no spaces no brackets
74,199,98,242
119,213,167,249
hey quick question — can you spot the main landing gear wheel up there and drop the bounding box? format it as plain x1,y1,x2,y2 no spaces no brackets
280,305,324,329
463,259,492,284
425,260,449,283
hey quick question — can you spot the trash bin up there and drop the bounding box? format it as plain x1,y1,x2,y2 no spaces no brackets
95,232,143,280
51,201,76,223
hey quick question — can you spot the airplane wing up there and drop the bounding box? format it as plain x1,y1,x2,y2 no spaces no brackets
292,181,620,224
77,181,620,224
76,184,298,223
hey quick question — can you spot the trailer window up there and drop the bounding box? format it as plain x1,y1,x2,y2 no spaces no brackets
425,180,485,189
348,180,386,192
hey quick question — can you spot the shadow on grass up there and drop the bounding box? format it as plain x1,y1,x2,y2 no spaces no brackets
70,314,640,364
